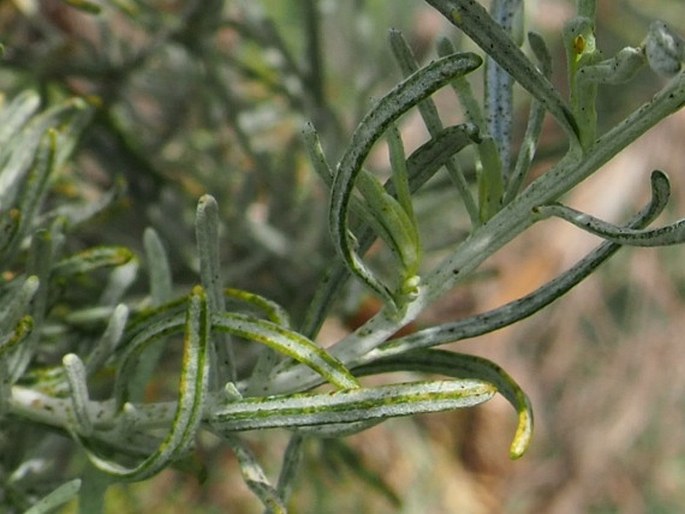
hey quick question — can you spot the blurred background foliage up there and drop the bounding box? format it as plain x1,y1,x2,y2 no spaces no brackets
1,0,685,512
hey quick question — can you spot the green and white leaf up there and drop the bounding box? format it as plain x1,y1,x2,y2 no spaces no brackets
84,287,211,481
353,350,532,459
330,52,482,307
209,379,495,433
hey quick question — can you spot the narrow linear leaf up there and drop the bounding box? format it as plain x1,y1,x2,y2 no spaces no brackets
85,304,129,375
3,276,40,384
213,312,360,391
477,135,505,222
274,434,305,504
0,275,40,384
0,90,40,150
134,228,174,402
537,204,685,246
390,29,479,224
436,36,505,221
63,353,94,436
1,133,57,262
425,0,579,143
302,122,334,187
353,350,532,459
0,99,87,210
53,246,134,278
374,169,669,354
114,296,358,407
143,227,173,306
504,32,551,203
0,316,33,413
301,124,480,339
225,287,291,327
225,434,287,514
528,31,553,77
195,195,224,311
485,0,522,176
209,379,495,432
0,316,34,360
388,29,443,135
535,170,683,246
330,52,482,306
387,123,416,223
437,37,487,129
23,479,81,514
99,257,139,306
196,194,236,383
85,287,211,481
564,16,601,149
355,169,421,280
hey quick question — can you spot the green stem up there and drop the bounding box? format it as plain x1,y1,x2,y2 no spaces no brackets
270,69,685,393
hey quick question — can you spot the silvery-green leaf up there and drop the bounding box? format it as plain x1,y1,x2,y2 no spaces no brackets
23,479,81,514
52,246,134,278
0,90,40,149
536,203,685,247
84,287,211,481
225,287,291,327
196,194,236,384
63,353,94,436
143,228,173,307
391,29,479,224
355,169,421,280
425,0,579,143
485,0,523,176
504,32,550,203
353,350,532,459
212,312,360,391
85,303,129,375
225,434,287,514
381,170,669,353
113,296,358,407
209,379,495,432
330,52,482,307
0,100,88,210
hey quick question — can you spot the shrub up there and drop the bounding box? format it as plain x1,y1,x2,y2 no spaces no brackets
2,1,685,512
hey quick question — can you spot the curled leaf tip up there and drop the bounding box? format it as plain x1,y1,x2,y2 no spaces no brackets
198,193,217,206
509,397,534,459
646,21,685,77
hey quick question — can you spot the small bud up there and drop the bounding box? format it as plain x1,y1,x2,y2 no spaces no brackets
646,21,684,77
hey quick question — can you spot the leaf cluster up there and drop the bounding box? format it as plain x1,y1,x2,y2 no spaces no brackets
2,1,685,512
